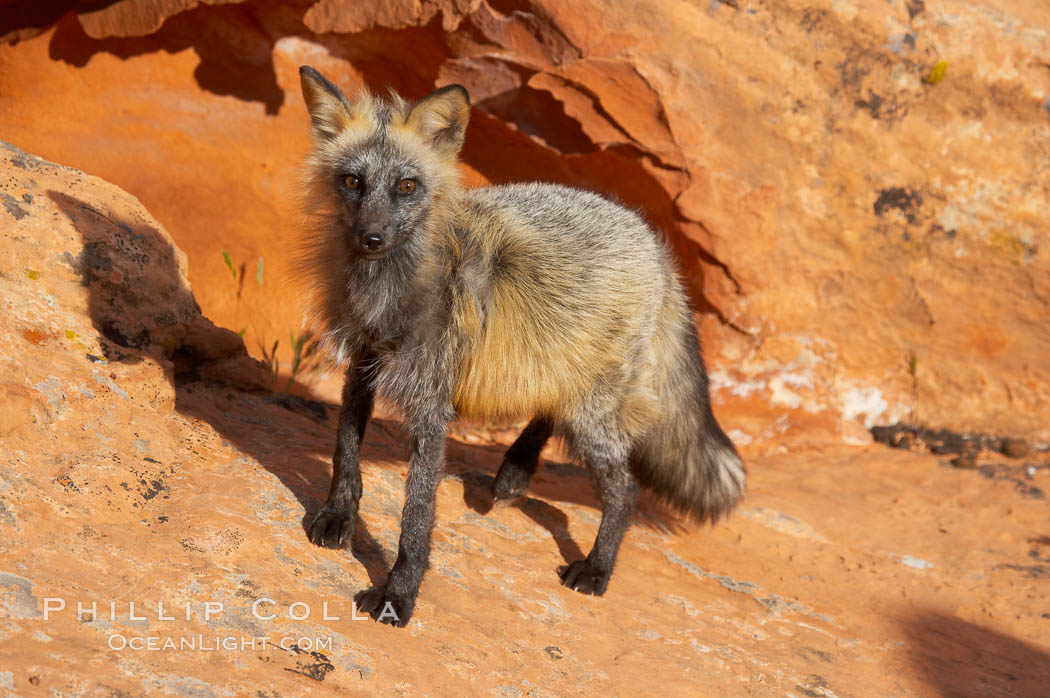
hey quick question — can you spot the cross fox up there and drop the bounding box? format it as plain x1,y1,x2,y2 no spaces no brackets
296,65,745,626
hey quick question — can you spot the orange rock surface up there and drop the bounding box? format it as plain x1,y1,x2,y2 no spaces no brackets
1,140,1049,696
1,0,1049,692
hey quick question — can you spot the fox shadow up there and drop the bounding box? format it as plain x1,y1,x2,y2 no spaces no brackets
50,188,685,588
902,611,1050,697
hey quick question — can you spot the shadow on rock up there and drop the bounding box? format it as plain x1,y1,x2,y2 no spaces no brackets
459,469,586,564
48,188,391,585
902,611,1050,697
39,1,453,117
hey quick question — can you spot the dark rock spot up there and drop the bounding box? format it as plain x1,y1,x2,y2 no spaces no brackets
235,579,262,599
794,647,835,663
927,223,957,239
1002,438,1030,459
796,675,831,698
99,322,149,352
284,649,335,682
1028,547,1050,563
263,394,328,422
856,90,883,116
856,90,909,122
870,424,1050,486
971,463,1047,500
154,312,177,327
838,52,875,91
140,478,168,501
54,474,80,494
873,187,923,223
998,564,1049,579
2,192,28,220
179,538,204,553
800,8,826,33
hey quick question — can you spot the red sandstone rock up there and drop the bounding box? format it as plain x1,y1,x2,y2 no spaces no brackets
303,0,480,34
77,0,245,39
0,2,1047,692
2,142,1049,695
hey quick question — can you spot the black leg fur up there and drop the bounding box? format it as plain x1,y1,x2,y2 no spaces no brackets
560,422,638,596
356,417,448,626
309,358,375,549
492,416,552,502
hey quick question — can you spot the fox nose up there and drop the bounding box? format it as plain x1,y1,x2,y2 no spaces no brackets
362,233,384,251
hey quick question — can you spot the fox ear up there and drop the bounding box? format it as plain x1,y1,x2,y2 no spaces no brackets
405,84,470,157
299,66,353,141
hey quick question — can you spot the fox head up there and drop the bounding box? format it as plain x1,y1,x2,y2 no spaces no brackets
299,66,470,261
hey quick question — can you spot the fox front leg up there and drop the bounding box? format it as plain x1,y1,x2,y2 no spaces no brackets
309,358,375,548
356,417,448,626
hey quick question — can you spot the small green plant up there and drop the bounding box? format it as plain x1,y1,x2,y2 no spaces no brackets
906,351,919,424
286,330,319,392
222,249,250,336
221,250,319,391
262,338,280,385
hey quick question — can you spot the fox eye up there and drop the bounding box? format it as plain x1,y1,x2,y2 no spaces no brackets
344,174,361,190
398,178,417,194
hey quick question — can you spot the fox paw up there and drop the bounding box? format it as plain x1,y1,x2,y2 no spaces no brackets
308,505,354,549
491,459,532,502
355,585,414,627
560,559,610,596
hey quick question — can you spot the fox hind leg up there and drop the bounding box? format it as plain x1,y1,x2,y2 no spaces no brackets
559,417,639,595
492,415,553,502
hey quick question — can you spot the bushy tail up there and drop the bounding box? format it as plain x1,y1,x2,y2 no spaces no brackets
630,324,745,524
